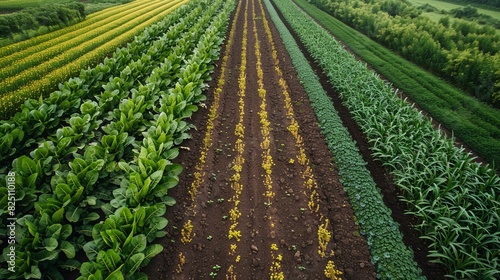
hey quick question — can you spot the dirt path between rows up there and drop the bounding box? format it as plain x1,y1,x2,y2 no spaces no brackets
145,0,375,278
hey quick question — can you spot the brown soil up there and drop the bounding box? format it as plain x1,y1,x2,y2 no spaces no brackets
144,0,376,278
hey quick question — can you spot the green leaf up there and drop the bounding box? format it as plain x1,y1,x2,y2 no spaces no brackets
144,244,163,260
46,224,63,239
98,250,122,274
84,170,99,188
83,242,99,261
82,196,97,206
32,249,58,261
55,183,72,202
25,220,38,237
122,235,147,260
163,148,179,160
163,196,176,206
59,259,80,271
65,206,83,223
79,262,97,277
83,212,100,224
52,207,64,223
123,253,145,276
149,170,163,190
60,241,76,258
118,207,134,225
24,266,41,279
88,268,103,280
165,163,182,177
105,265,125,280
42,237,58,251
60,224,72,239
101,229,127,249
153,217,168,230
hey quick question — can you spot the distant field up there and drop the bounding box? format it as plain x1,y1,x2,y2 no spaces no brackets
407,0,500,20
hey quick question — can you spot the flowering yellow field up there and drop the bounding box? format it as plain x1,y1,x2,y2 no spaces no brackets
0,0,187,117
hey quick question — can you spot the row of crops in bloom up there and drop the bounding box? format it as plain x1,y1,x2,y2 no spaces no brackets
271,0,500,278
254,0,343,276
0,0,188,118
0,0,235,278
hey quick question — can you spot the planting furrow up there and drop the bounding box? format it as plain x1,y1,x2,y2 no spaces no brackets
254,0,343,277
171,0,243,275
252,3,284,278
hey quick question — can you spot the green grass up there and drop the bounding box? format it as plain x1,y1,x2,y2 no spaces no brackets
407,0,500,20
294,0,500,169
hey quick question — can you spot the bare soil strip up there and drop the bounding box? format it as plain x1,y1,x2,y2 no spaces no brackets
145,0,375,278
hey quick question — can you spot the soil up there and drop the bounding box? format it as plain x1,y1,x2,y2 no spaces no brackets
144,0,376,278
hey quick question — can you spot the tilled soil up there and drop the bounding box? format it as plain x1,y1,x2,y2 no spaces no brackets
145,0,376,278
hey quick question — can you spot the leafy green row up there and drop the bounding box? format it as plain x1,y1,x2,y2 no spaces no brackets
0,0,197,163
78,1,235,278
265,0,424,279
273,0,500,278
0,0,210,228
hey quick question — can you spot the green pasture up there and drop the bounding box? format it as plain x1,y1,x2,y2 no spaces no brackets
407,0,500,20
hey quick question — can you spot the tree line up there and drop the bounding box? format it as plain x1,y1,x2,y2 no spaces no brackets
310,0,500,107
0,3,85,39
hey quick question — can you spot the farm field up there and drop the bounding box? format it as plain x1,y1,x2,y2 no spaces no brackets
145,0,375,277
293,0,500,168
0,0,499,279
0,0,187,117
406,0,500,20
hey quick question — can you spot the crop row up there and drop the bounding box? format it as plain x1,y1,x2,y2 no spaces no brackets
265,0,425,279
226,1,248,274
177,0,241,273
271,0,500,278
292,0,500,169
0,0,142,58
0,0,165,79
252,3,285,277
0,0,188,118
0,0,235,278
253,0,342,277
